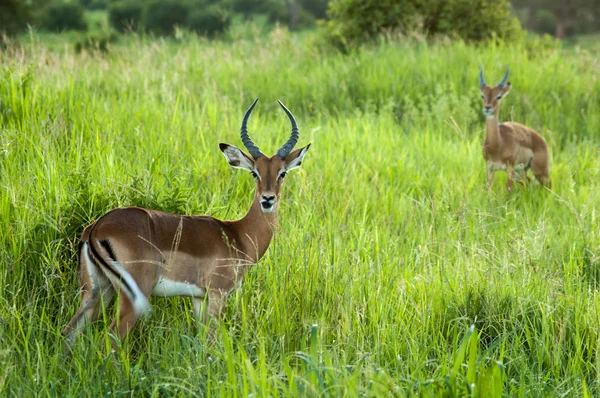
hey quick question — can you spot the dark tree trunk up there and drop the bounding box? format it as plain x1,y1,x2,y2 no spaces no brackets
289,0,299,28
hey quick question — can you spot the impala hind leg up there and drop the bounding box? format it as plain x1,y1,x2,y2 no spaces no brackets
532,153,551,188
107,269,154,348
63,243,114,351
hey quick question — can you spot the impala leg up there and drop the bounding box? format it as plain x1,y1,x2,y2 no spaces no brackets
204,290,227,324
64,247,114,352
486,165,495,189
506,164,515,192
110,293,143,348
192,297,204,319
203,290,227,343
516,170,530,186
63,288,100,350
532,153,551,188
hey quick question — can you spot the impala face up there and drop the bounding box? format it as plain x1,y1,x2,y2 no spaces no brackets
220,98,310,214
479,67,511,118
220,144,309,213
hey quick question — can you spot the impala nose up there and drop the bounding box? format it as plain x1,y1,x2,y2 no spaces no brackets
260,194,276,212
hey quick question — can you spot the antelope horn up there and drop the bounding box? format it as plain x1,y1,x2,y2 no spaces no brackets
240,98,263,159
276,100,299,158
498,66,510,88
479,65,487,88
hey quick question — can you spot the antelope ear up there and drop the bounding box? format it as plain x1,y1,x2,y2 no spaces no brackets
501,82,512,96
220,143,255,171
284,144,310,171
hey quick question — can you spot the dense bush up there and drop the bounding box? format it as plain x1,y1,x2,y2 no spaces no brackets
325,0,522,49
0,0,33,35
143,0,190,35
41,1,87,32
78,0,108,10
108,0,143,32
187,5,231,37
534,9,558,36
74,31,118,54
268,2,316,29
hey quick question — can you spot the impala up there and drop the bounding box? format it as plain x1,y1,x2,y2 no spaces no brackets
479,67,550,191
63,98,310,348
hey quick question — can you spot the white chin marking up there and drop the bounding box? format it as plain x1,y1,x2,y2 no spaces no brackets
261,205,275,213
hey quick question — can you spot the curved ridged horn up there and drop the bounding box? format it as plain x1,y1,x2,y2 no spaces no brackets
276,100,299,158
240,98,263,159
498,66,510,88
479,65,486,88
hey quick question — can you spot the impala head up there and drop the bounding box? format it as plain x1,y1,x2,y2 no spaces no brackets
220,98,310,213
479,66,512,118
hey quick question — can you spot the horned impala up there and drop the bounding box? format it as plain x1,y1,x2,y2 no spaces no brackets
63,98,310,348
479,67,550,191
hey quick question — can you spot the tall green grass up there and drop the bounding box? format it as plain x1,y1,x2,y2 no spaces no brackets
1,30,599,396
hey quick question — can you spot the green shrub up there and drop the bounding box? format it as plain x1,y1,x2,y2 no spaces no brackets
187,5,231,37
41,1,88,32
324,0,522,49
533,9,557,36
108,0,143,32
143,0,190,35
268,3,316,29
0,0,34,35
74,31,118,54
78,0,107,9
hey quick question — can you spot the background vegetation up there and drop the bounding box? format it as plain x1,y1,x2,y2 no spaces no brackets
1,27,600,395
1,0,600,396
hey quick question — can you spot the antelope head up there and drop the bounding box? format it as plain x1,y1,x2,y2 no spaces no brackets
220,99,310,213
479,66,512,118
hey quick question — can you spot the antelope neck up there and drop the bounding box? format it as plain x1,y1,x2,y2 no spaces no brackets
229,193,277,264
485,111,502,150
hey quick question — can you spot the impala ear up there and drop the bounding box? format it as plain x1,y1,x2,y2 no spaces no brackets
502,82,512,96
284,144,310,171
220,143,255,171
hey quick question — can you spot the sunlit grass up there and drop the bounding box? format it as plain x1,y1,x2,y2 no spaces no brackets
0,29,599,396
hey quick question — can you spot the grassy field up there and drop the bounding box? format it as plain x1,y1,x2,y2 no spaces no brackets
1,29,600,396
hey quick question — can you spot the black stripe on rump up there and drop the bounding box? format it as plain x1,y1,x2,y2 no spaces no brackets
87,239,137,300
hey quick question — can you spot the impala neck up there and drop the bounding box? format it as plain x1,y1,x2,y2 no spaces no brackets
485,110,501,149
231,193,277,265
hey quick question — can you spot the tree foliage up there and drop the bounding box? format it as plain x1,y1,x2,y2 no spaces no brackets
41,1,88,32
187,5,231,37
325,0,522,49
511,0,600,38
143,0,190,35
0,0,34,35
108,0,143,32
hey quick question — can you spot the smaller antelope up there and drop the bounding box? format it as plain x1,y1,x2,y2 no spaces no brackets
479,67,550,191
63,99,310,349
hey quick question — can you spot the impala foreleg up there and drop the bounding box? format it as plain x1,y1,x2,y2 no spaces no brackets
506,163,515,192
204,290,227,324
486,165,495,189
515,170,531,186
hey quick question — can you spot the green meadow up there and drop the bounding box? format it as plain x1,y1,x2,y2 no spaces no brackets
1,30,600,396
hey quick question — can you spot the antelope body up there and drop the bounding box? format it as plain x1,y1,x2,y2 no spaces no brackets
479,67,550,191
63,99,310,348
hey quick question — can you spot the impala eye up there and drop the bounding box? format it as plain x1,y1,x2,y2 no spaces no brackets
496,94,502,100
279,171,287,179
250,171,259,179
